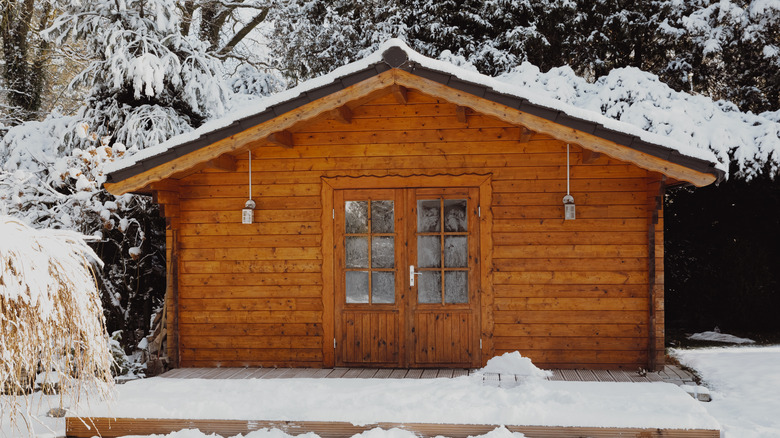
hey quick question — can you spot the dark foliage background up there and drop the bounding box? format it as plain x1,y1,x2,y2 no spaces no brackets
666,172,780,334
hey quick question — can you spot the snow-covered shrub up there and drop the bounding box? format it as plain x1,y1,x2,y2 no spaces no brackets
0,114,167,354
0,216,113,431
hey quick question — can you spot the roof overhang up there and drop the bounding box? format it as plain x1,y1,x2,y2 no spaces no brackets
105,44,724,195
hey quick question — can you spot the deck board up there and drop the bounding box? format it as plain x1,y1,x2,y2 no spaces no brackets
225,368,255,379
388,369,408,379
420,369,438,379
592,369,615,382
342,368,365,378
608,370,633,382
451,369,468,378
310,368,336,378
405,369,423,379
325,368,349,378
157,367,693,386
260,368,291,379
549,369,566,381
576,370,599,382
246,368,272,379
437,369,454,378
374,369,393,379
66,417,720,438
560,369,580,381
358,369,379,378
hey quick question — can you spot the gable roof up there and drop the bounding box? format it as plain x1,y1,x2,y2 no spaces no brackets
104,39,725,195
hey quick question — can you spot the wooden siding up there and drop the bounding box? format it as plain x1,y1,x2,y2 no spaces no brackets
166,90,664,369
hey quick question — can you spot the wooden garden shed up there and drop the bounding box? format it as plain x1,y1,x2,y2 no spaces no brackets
105,40,723,371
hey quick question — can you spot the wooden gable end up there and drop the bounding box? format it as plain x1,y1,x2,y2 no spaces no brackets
105,69,716,197
161,87,665,370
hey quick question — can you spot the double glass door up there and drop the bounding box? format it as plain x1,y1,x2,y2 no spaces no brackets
334,187,480,368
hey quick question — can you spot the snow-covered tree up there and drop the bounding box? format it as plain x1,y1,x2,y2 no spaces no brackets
660,0,780,113
405,0,577,75
43,0,231,150
0,0,53,124
269,0,405,83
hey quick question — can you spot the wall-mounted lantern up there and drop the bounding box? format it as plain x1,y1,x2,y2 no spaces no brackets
242,199,256,224
563,194,575,220
564,143,575,220
242,150,255,224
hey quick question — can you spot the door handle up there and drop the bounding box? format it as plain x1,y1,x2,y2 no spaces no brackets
409,265,423,287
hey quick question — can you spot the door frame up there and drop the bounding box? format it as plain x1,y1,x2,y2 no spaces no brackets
321,174,494,367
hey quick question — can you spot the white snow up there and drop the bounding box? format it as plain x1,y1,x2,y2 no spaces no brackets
129,246,143,258
0,392,70,438
687,331,756,344
476,351,552,380
101,38,780,180
118,427,526,438
71,374,718,430
19,345,780,438
673,346,780,438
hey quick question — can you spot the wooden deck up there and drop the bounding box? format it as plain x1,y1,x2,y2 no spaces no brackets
157,365,697,386
66,418,719,438
66,366,712,438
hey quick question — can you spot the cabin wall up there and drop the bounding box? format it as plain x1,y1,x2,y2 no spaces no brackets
170,90,663,369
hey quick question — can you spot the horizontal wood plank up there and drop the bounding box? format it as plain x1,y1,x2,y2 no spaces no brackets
66,418,719,438
180,298,323,312
161,89,670,370
181,285,322,299
493,297,649,311
179,323,323,337
493,323,646,337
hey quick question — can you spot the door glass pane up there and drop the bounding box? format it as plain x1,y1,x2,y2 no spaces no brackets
372,236,394,268
444,199,467,232
418,271,442,304
444,236,468,268
372,271,395,304
345,236,368,268
345,201,368,233
371,200,394,233
444,271,468,303
417,200,441,232
417,235,441,268
346,271,369,303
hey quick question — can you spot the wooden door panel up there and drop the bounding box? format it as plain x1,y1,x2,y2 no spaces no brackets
409,188,480,368
335,189,404,367
341,310,399,365
335,186,480,368
413,311,473,366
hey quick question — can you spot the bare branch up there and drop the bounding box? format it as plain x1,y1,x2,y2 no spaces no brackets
216,7,269,57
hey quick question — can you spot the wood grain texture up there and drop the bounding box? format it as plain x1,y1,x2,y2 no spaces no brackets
152,88,671,369
66,417,720,438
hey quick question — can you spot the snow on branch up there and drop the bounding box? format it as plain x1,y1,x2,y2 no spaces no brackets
501,63,780,179
0,217,114,433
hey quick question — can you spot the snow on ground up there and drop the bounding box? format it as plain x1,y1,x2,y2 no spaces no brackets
687,331,756,344
673,345,780,438
0,392,69,438
476,351,552,379
119,426,526,438
72,373,717,431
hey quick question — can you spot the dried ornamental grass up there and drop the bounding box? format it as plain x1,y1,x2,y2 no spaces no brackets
0,216,113,434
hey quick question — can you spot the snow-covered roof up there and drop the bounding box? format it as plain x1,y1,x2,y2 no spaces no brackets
105,39,728,188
